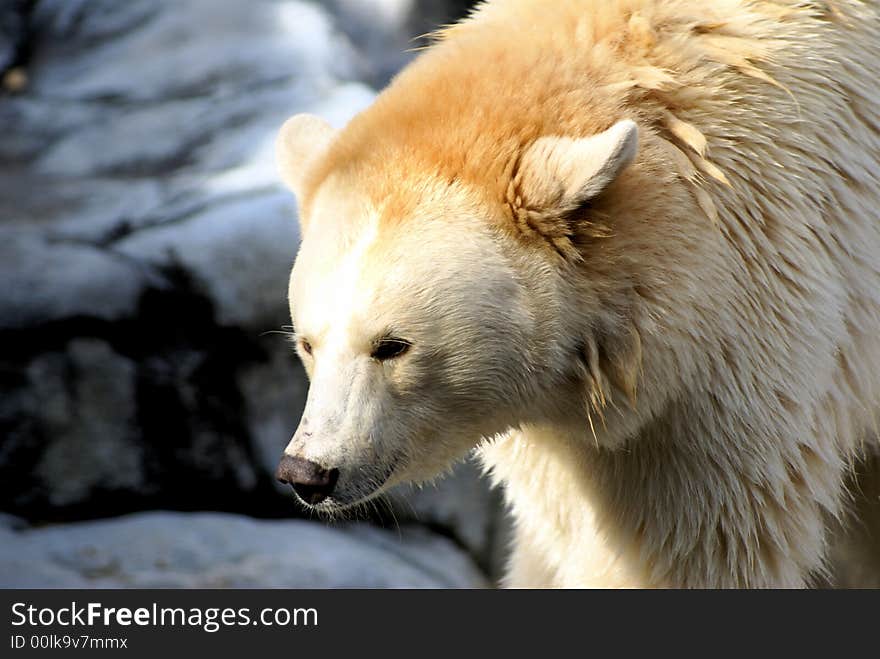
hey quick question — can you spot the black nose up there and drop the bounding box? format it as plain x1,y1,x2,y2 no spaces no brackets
275,455,340,504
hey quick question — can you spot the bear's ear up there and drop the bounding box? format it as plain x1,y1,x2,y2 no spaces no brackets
515,119,639,218
276,113,337,200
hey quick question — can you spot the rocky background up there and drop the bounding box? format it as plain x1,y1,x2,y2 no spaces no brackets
0,0,508,588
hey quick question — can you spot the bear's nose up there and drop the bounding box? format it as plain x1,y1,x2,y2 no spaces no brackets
275,455,339,504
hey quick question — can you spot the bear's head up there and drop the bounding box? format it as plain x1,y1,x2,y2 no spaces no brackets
274,112,640,511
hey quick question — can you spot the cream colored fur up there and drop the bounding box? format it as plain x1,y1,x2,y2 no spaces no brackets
277,0,880,588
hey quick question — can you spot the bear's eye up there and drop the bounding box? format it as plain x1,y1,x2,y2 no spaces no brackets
299,338,313,356
371,338,411,361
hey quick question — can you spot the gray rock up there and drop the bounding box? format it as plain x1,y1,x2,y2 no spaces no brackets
0,0,30,75
32,339,145,507
0,328,265,516
0,177,166,243
28,0,357,102
1,0,496,589
1,339,148,511
0,228,151,329
239,337,308,491
0,514,28,531
386,458,505,571
35,96,241,178
115,189,299,330
0,0,371,514
0,511,487,588
326,0,477,87
2,0,379,332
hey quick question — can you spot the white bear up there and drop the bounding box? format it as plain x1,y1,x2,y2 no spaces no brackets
274,0,880,587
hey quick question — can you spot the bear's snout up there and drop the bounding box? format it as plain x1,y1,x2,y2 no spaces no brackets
275,455,339,505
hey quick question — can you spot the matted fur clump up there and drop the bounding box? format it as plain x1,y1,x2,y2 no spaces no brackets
275,0,880,587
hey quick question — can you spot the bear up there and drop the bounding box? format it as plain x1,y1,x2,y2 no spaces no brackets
273,0,880,588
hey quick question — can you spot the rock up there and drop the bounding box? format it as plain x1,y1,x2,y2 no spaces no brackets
0,0,369,517
0,0,498,587
114,190,299,330
386,458,506,573
0,511,487,588
0,316,272,519
239,338,308,492
326,0,478,87
0,0,30,76
1,339,140,512
0,514,28,531
0,0,381,334
28,0,356,102
32,339,144,507
0,177,165,244
0,228,151,330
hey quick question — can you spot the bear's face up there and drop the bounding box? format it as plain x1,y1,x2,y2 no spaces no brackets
275,113,639,511
285,174,538,510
